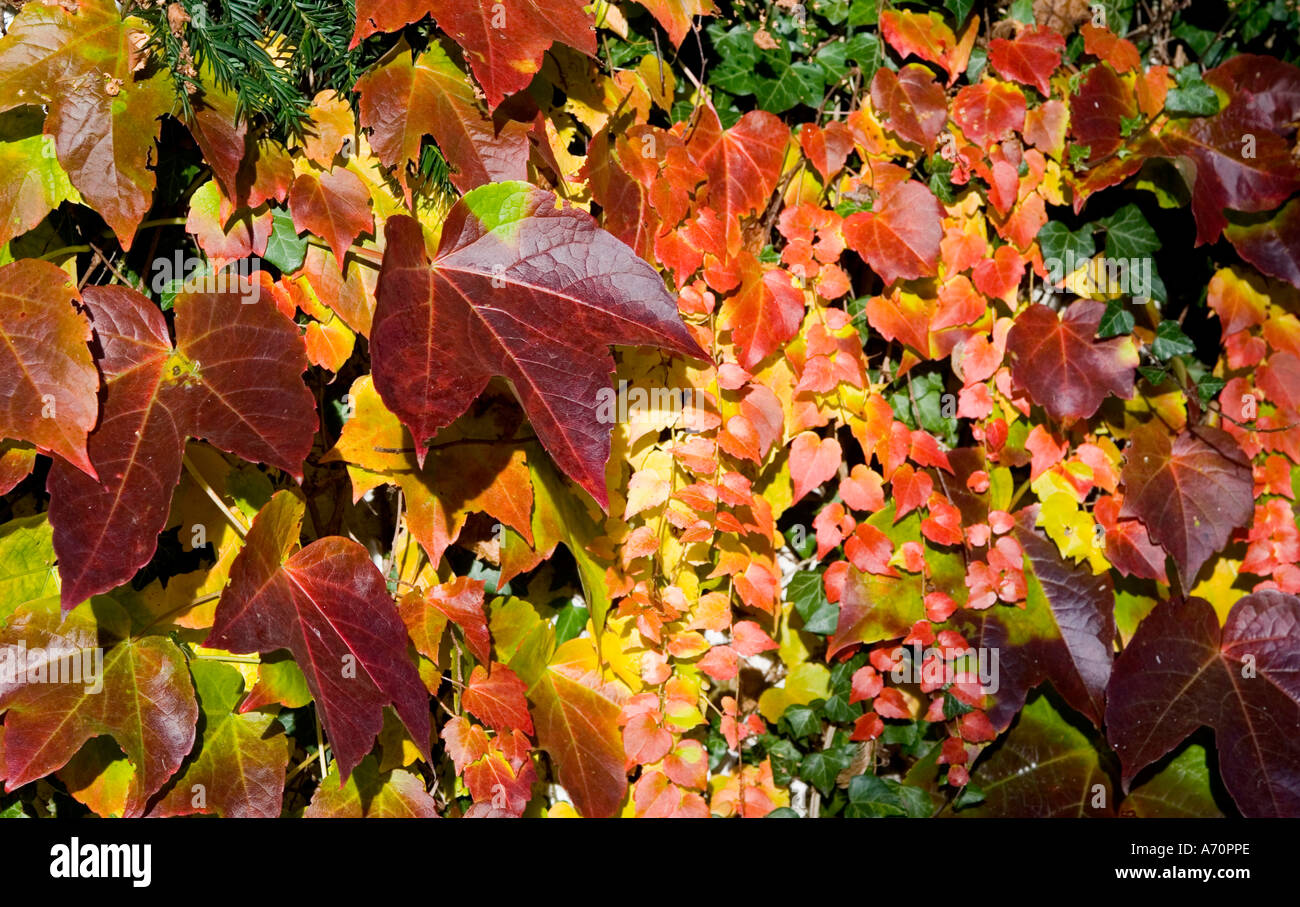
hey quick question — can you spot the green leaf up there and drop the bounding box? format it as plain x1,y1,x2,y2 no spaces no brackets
1099,204,1161,260
1166,65,1220,117
1036,221,1096,266
1098,299,1136,337
847,0,878,27
0,514,59,626
781,704,821,741
1152,320,1196,360
765,806,801,817
262,207,307,273
1122,743,1224,817
1008,0,1035,23
553,601,588,645
943,0,975,24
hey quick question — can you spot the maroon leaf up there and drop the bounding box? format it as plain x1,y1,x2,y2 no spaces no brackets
207,492,432,782
1119,424,1253,588
1106,592,1300,817
1006,300,1138,421
369,181,705,509
950,514,1115,731
1225,199,1300,290
47,284,317,611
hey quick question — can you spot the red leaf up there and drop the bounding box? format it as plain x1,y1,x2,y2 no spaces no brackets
870,64,948,154
634,0,715,46
463,663,534,734
1225,198,1300,290
1119,424,1254,587
989,26,1065,96
47,285,317,610
356,40,529,195
687,107,789,256
0,260,98,478
352,0,597,108
1106,592,1300,817
426,577,492,664
731,620,778,656
207,492,432,782
719,251,805,369
289,167,374,270
844,180,944,285
789,431,842,503
952,81,1027,146
1080,24,1139,73
370,183,705,508
1006,300,1138,421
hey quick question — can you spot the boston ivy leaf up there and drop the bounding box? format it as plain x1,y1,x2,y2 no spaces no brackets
949,516,1115,731
955,695,1114,817
843,180,944,285
1122,743,1224,818
207,492,432,782
1006,299,1138,421
0,515,59,625
1118,424,1253,587
305,755,439,817
369,181,705,509
47,284,317,610
1224,198,1300,290
0,597,197,818
870,65,948,155
988,25,1064,96
0,259,98,478
637,0,716,47
288,167,374,271
463,662,533,734
685,106,789,258
528,637,626,817
1105,592,1300,817
0,0,176,248
352,0,597,108
148,660,290,818
355,40,529,196
0,108,80,248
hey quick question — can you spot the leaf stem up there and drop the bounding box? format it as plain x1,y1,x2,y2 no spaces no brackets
182,452,249,540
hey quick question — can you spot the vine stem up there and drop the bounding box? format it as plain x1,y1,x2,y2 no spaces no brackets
182,452,248,539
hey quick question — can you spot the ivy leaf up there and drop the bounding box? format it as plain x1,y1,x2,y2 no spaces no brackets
528,637,626,817
1036,220,1096,267
1006,300,1138,421
1099,203,1161,261
1151,319,1195,360
262,207,308,273
1164,64,1219,117
1118,424,1253,587
843,180,944,285
369,182,705,510
956,695,1113,817
351,0,597,108
0,597,198,818
305,756,439,817
207,492,432,782
148,661,290,818
0,259,98,478
1105,592,1300,817
355,40,529,196
47,285,317,610
1098,299,1135,337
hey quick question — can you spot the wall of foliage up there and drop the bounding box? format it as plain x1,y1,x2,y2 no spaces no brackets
0,0,1298,818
